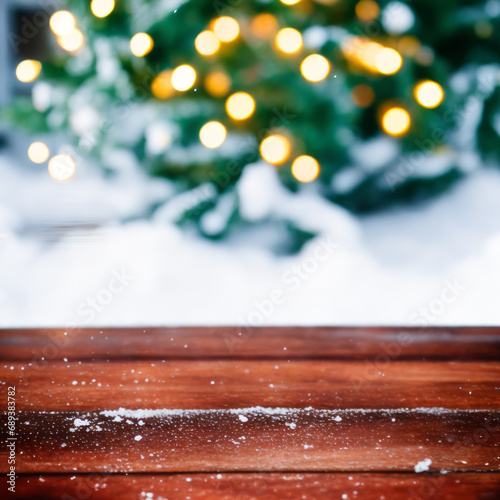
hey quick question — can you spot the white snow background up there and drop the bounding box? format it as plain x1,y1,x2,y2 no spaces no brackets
1,149,499,328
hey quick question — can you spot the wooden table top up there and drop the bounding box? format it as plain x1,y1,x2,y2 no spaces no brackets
1,327,499,499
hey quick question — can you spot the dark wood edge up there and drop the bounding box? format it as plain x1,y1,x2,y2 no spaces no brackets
1,326,499,360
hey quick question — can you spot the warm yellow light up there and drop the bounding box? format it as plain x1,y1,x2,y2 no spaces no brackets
250,13,278,40
355,0,380,22
300,54,330,82
281,0,301,5
49,11,76,37
91,0,115,18
130,33,153,57
205,71,231,98
151,71,175,99
375,48,403,75
15,60,41,83
171,64,196,91
199,121,227,149
275,28,303,55
48,154,76,181
291,155,320,183
351,84,375,107
195,31,220,56
28,142,50,164
414,80,444,109
260,135,291,165
57,28,84,52
213,17,240,43
381,107,411,136
225,92,255,120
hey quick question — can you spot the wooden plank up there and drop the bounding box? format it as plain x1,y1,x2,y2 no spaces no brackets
11,473,500,499
1,327,499,360
2,407,498,473
2,360,498,411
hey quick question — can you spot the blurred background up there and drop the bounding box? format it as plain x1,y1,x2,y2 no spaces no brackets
1,0,500,327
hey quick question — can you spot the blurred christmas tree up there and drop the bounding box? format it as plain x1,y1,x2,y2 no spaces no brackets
6,0,500,247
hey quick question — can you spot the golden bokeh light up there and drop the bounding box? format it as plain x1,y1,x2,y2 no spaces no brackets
195,31,221,56
260,135,292,165
291,155,320,183
91,0,115,18
351,84,375,107
375,47,403,75
57,28,84,52
281,0,302,5
213,17,240,43
49,11,76,37
27,142,50,164
250,13,279,40
275,28,303,55
205,71,231,97
199,121,227,149
414,80,444,108
381,107,411,136
300,54,330,82
225,92,256,120
15,60,42,83
355,0,380,22
171,64,197,91
151,71,175,99
48,154,76,181
130,33,154,57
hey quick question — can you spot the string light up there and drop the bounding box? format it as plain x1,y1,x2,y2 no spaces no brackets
199,121,227,148
57,29,84,52
225,92,255,120
27,142,50,164
414,80,444,108
291,155,320,183
205,71,231,97
250,13,278,40
300,54,330,82
355,0,380,22
48,154,76,181
213,17,240,43
195,31,220,56
381,107,411,136
130,33,153,57
15,60,41,83
171,64,196,91
275,28,303,55
151,71,175,99
375,48,403,75
49,11,76,36
351,84,375,107
260,135,291,165
90,0,115,18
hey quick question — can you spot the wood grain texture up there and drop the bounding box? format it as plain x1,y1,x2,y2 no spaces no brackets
1,327,499,497
3,408,499,473
1,360,498,411
11,473,500,499
1,326,499,360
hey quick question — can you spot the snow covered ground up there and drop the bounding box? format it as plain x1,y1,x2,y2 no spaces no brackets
1,150,499,327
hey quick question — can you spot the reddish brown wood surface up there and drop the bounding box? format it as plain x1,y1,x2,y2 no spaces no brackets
1,326,499,360
2,360,498,411
1,327,499,497
11,473,500,499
